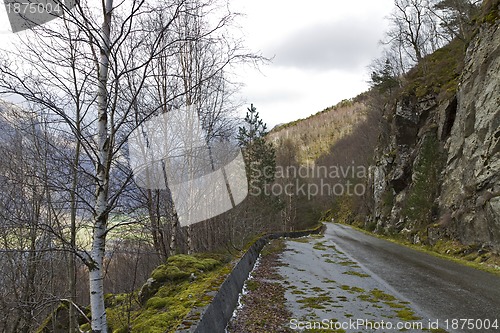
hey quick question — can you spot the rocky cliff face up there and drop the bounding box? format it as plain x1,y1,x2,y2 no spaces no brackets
440,21,500,249
368,15,500,251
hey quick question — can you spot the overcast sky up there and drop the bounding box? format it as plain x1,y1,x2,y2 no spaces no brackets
0,0,395,128
230,0,394,128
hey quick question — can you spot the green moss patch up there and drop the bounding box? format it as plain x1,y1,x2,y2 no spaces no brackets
291,237,311,243
88,252,232,333
358,289,395,303
338,260,360,268
404,39,466,100
396,308,421,321
342,270,370,278
480,0,499,24
370,288,396,302
297,294,333,310
313,241,328,251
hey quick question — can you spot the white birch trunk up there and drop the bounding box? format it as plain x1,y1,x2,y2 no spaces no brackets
89,0,113,332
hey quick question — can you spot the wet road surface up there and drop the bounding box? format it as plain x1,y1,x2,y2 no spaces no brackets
276,223,500,333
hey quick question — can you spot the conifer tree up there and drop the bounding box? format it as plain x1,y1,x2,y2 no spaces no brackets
237,104,276,193
370,59,400,94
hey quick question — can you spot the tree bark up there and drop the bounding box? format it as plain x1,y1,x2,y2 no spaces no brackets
89,0,113,332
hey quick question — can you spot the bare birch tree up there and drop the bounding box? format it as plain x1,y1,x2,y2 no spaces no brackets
0,0,261,331
382,0,481,70
428,0,481,41
384,0,451,67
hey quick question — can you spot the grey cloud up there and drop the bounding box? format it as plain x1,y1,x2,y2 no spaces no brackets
251,89,303,104
267,18,383,71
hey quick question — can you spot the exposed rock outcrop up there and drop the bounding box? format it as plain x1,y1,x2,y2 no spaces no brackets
368,12,500,250
440,21,500,249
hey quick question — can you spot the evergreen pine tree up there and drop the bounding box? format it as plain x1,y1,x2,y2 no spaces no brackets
370,59,399,94
237,104,276,193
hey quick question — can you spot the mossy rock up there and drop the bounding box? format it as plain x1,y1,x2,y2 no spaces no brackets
149,254,222,286
138,253,224,308
167,266,191,280
138,278,162,304
100,251,232,333
151,265,190,282
35,301,87,333
145,296,173,310
167,254,222,272
150,266,168,281
195,258,220,271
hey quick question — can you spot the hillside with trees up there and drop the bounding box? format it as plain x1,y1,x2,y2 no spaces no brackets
268,99,369,165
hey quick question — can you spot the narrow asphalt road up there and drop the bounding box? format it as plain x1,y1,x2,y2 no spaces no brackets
230,223,500,332
318,223,500,332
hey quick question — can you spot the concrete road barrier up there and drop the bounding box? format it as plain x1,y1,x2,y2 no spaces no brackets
176,223,325,333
